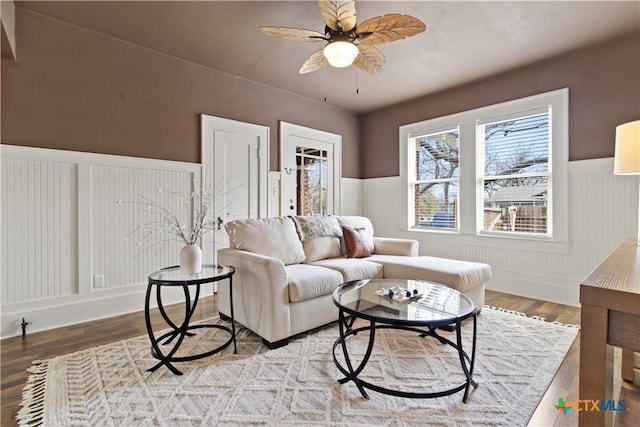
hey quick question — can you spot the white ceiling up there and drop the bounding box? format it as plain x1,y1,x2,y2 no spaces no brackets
18,1,640,113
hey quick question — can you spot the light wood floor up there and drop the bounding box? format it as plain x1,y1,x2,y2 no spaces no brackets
1,290,638,426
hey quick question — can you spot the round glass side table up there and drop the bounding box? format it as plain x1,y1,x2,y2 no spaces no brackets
145,264,236,375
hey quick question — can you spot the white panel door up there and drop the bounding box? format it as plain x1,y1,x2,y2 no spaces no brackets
202,116,269,263
280,122,342,216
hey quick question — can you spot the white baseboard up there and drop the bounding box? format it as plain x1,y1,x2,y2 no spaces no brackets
486,271,580,308
0,286,198,339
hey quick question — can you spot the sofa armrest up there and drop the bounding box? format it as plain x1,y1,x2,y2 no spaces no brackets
217,248,291,343
373,237,419,257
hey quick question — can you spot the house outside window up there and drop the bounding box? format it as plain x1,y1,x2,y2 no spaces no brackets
400,88,568,245
479,111,550,236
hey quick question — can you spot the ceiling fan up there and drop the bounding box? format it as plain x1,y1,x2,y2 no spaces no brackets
260,0,426,75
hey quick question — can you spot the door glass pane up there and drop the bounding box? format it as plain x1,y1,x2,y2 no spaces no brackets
296,146,328,216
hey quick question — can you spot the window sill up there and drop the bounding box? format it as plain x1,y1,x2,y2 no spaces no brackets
407,228,571,255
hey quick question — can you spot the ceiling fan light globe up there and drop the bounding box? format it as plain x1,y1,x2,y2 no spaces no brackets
323,41,359,68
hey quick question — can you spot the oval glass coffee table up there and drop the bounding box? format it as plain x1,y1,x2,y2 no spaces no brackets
332,278,478,402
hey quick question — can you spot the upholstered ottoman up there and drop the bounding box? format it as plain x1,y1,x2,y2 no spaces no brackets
367,254,491,309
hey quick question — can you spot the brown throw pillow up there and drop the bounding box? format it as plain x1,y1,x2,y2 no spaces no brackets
342,226,371,258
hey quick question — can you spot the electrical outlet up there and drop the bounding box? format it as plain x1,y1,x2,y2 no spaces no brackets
93,275,105,288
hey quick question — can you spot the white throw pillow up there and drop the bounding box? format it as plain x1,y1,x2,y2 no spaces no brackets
225,217,306,265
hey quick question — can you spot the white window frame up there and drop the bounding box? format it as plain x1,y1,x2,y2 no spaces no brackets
407,125,461,232
476,107,552,238
400,88,569,250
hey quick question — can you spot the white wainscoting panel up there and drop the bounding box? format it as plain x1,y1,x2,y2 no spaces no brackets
340,177,363,215
1,145,201,338
2,148,633,336
1,158,77,303
91,165,195,289
363,158,637,306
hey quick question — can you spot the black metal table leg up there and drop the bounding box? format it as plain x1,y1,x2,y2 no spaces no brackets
333,316,479,402
145,282,190,375
334,309,377,399
457,313,479,402
229,275,237,353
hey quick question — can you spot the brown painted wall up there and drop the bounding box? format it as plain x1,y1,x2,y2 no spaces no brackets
3,9,638,182
0,8,361,177
360,33,640,179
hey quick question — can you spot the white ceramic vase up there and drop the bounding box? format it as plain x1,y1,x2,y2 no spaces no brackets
180,244,202,275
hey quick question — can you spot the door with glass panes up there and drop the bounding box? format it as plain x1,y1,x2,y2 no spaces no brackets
280,122,341,216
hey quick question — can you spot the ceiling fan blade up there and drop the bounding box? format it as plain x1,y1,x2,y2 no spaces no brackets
260,26,326,42
356,14,426,45
353,44,385,75
299,50,328,74
317,0,357,32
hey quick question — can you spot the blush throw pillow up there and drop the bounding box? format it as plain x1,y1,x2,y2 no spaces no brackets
342,226,371,258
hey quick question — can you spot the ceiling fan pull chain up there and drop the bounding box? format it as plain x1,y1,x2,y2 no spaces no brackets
324,66,328,102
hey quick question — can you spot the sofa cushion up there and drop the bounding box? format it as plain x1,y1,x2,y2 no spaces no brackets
373,237,419,257
225,216,306,265
302,236,343,263
292,216,344,263
311,257,383,282
342,226,371,258
367,254,491,293
337,216,375,254
286,264,344,303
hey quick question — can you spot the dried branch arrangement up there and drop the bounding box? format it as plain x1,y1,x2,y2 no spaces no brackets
116,180,240,258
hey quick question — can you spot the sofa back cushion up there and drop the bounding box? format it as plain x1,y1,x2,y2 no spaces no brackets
225,216,306,265
337,216,375,254
302,237,342,263
292,216,343,263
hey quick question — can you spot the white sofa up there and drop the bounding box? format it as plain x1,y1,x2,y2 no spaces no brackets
217,215,491,349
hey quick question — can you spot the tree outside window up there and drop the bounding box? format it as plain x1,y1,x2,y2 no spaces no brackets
413,129,459,229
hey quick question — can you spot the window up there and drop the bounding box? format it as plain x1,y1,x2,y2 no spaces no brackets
411,128,460,230
400,89,568,244
478,110,550,236
296,146,329,216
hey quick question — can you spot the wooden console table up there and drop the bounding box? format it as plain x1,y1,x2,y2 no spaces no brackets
579,238,640,426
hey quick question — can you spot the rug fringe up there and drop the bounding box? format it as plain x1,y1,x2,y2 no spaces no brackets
483,305,580,328
15,359,49,427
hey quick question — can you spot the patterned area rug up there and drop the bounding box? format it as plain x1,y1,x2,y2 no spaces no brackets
17,307,578,426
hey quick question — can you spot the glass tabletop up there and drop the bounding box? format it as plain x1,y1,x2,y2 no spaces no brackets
148,264,234,284
333,278,475,326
